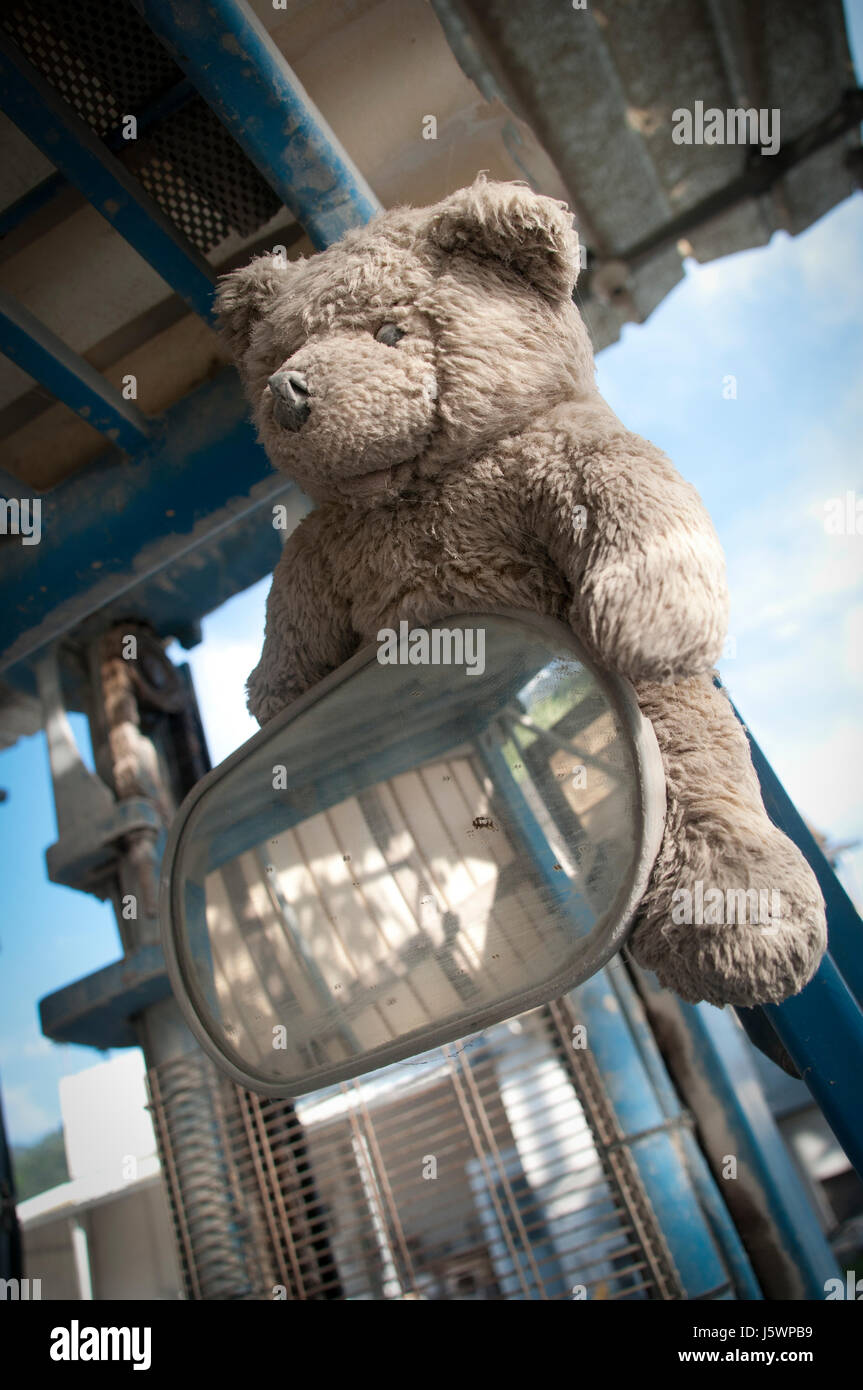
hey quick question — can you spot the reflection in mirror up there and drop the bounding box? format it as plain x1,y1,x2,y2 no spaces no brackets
162,613,665,1096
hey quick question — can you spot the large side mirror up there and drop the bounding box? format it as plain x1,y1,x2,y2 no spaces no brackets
160,610,665,1096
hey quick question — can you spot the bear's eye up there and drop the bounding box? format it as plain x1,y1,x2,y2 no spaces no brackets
374,322,404,347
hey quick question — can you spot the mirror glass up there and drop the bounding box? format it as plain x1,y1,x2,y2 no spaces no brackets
162,612,664,1096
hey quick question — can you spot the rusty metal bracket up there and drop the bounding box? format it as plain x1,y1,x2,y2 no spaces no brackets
36,646,162,895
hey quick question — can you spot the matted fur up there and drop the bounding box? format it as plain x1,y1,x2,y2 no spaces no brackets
216,176,826,1008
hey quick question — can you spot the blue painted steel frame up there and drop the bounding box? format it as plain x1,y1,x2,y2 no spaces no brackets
0,79,197,241
0,36,213,452
606,963,763,1299
0,289,150,451
635,966,840,1298
0,171,67,241
0,0,380,491
476,723,595,933
131,0,383,247
40,943,174,1050
727,691,863,1178
764,954,863,1177
568,967,752,1299
744,719,863,1007
0,35,216,321
0,371,305,679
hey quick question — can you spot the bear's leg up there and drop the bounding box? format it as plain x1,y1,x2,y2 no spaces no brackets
628,674,826,1006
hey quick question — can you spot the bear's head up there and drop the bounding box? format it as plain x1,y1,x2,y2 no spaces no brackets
217,177,595,504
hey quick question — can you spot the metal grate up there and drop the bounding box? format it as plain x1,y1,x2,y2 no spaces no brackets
148,1050,342,1301
1,0,281,252
1,0,173,137
203,1001,682,1301
129,96,282,250
147,1052,265,1301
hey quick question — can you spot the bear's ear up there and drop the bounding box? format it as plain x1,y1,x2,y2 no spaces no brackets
215,254,293,357
426,177,580,301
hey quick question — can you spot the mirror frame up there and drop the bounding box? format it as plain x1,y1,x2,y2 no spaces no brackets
159,608,667,1097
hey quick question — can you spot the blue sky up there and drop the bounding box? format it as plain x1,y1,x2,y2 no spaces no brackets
1,8,862,1147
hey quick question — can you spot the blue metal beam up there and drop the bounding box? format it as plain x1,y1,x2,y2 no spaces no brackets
0,289,151,451
0,79,198,242
765,955,863,1177
743,717,863,1008
562,971,738,1299
719,686,863,1176
131,0,382,249
609,963,762,1298
633,965,839,1298
0,171,67,242
475,725,595,933
0,370,310,681
40,944,174,1050
0,35,216,320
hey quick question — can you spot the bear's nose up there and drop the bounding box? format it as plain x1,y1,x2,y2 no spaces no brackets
268,370,310,431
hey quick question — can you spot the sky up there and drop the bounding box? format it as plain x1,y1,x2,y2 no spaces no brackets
1,6,862,1149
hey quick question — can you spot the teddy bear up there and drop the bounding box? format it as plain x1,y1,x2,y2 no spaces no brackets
216,175,826,1010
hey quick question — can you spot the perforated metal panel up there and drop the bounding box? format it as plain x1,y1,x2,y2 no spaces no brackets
130,96,282,249
1,0,281,251
1,0,174,136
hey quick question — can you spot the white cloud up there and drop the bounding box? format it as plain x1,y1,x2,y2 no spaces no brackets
794,210,863,320
725,507,863,641
681,242,767,311
777,717,863,832
682,198,863,331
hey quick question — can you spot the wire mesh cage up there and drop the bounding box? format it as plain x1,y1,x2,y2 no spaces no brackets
150,995,682,1301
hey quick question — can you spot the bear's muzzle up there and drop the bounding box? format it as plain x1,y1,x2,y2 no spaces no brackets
268,370,311,432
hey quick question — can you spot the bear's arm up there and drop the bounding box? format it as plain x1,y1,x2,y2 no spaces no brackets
246,514,357,725
525,418,729,682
